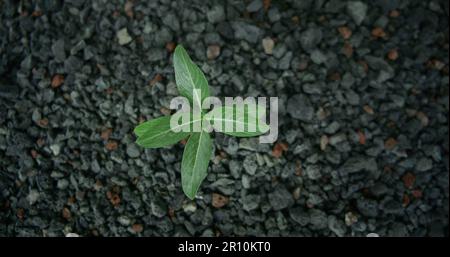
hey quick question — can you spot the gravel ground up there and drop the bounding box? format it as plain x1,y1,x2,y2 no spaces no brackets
0,0,448,237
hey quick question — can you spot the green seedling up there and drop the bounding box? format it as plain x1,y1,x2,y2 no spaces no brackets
134,45,269,200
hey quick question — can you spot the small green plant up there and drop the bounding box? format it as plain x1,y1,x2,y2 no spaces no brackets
134,45,268,200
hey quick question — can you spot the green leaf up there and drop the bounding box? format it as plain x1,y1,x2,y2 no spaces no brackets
134,116,190,148
181,131,212,200
204,103,270,137
173,45,210,108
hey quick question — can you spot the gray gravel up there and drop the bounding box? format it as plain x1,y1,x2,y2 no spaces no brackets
0,0,448,237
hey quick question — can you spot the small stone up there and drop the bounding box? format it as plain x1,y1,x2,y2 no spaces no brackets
328,216,347,237
212,193,229,208
42,89,55,103
402,194,410,207
272,142,288,158
52,39,66,62
62,207,71,220
298,59,309,70
231,22,263,44
217,22,234,40
0,84,18,99
83,46,95,60
369,183,388,198
290,207,310,226
365,55,392,71
65,233,79,237
427,59,446,71
345,90,360,105
243,155,258,175
268,8,281,22
207,5,225,23
263,0,271,11
100,128,112,141
118,216,131,226
324,121,341,134
347,1,368,25
305,165,322,180
51,74,64,88
143,22,153,34
316,107,330,121
416,158,432,172
207,45,221,60
372,27,387,38
247,0,263,12
160,107,171,116
384,137,398,150
150,74,163,86
132,224,144,233
291,15,300,24
328,72,341,81
338,26,352,40
341,72,355,88
293,187,301,200
329,133,347,145
278,52,293,70
358,131,366,145
162,13,180,31
310,49,327,64
107,191,121,206
357,199,379,217
57,179,69,190
294,161,303,176
303,83,322,94
363,105,375,115
389,10,400,18
411,189,423,199
416,112,429,126
183,202,197,213
50,144,61,156
37,118,49,128
27,190,40,205
342,42,354,58
70,40,86,55
64,56,82,73
268,186,294,211
106,140,118,151
117,28,132,45
151,199,167,218
242,194,260,211
95,77,109,90
345,212,358,226
300,28,323,51
287,94,314,121
30,149,38,159
126,144,140,158
124,0,134,18
21,55,32,70
320,135,329,151
274,45,287,58
383,200,403,214
358,60,368,71
165,42,176,52
262,37,275,55
340,156,377,174
241,174,252,189
402,172,416,189
91,159,101,173
229,160,242,178
309,209,328,230
387,49,399,61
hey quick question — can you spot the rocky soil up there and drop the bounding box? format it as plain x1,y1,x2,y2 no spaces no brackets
0,0,448,236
